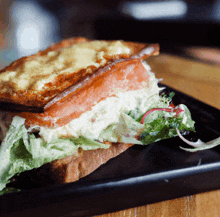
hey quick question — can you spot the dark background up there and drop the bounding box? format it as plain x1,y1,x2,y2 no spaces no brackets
1,0,220,65
40,0,220,47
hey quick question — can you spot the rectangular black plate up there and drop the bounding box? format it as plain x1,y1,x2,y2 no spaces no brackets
1,84,220,217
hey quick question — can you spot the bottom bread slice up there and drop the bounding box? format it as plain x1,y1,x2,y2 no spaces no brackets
50,142,133,183
8,143,133,189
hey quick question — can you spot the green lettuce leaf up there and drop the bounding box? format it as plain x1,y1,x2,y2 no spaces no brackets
72,136,110,150
0,116,109,193
139,104,195,145
98,112,144,144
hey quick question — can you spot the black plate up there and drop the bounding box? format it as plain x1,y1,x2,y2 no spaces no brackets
1,84,220,217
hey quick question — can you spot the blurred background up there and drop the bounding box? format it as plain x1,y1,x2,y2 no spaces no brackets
1,0,220,68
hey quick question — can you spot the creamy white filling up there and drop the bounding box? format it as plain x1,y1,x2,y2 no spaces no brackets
39,63,162,143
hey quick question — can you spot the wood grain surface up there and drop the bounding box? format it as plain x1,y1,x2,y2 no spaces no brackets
95,53,220,217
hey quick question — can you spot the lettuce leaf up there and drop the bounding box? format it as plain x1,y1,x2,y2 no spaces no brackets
98,104,195,147
139,104,195,144
0,116,109,193
72,136,110,150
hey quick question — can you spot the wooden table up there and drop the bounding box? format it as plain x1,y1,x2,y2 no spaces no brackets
95,53,220,217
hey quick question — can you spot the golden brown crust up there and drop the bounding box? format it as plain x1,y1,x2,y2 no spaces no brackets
50,142,133,183
0,37,159,110
0,37,91,109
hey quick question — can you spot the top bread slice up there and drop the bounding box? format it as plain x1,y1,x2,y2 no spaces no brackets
0,37,159,112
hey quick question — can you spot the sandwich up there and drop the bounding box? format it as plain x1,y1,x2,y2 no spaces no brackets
0,37,195,193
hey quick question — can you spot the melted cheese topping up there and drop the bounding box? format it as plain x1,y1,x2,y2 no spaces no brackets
0,41,131,92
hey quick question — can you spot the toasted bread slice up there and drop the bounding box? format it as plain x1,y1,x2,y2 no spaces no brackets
50,142,133,183
0,37,159,111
